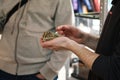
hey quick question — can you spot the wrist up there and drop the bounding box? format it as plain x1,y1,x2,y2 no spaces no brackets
82,33,89,44
78,30,89,44
68,40,79,51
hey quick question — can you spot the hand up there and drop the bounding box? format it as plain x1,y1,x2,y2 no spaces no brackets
56,25,85,43
36,73,46,80
40,36,74,51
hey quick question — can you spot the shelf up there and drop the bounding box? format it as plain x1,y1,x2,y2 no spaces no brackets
75,12,100,19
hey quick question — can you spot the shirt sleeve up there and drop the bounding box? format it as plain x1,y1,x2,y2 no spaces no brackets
92,49,120,79
39,0,75,80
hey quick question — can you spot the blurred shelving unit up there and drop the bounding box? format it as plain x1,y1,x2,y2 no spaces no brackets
75,12,100,19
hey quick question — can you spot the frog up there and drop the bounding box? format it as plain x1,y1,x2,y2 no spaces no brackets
42,31,60,41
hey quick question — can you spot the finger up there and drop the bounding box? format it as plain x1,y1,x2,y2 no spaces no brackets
40,38,44,42
56,25,68,31
40,39,45,47
42,43,53,48
42,40,57,48
57,31,64,35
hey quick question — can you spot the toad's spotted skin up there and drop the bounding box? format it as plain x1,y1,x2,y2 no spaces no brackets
42,31,60,41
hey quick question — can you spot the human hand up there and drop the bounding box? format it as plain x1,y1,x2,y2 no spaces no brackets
36,73,46,80
40,36,73,51
56,25,85,43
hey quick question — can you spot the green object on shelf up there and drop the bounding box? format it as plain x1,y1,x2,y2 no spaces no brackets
75,12,100,19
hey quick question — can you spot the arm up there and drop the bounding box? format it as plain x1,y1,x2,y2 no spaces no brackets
41,36,120,79
41,36,99,69
56,25,99,50
68,39,99,69
82,31,99,50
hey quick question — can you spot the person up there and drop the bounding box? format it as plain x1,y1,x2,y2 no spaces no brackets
0,0,74,80
40,0,120,80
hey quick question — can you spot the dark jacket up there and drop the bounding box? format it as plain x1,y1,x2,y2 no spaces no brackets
88,0,120,80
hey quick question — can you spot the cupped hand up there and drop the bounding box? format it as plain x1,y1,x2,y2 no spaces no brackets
40,37,72,51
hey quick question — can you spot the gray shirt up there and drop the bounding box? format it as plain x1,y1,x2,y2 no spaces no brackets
0,0,74,80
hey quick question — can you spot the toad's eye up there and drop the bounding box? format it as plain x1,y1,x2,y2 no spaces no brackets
42,31,60,41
